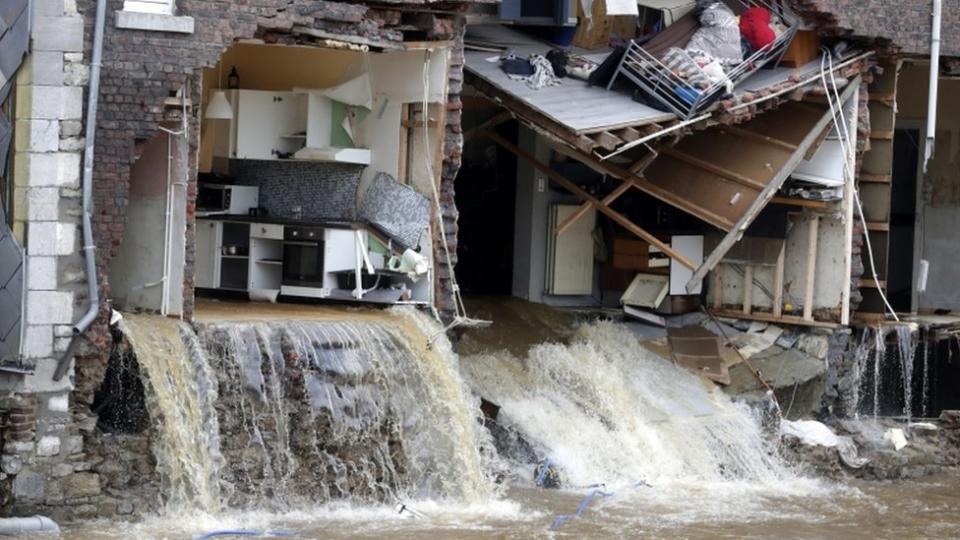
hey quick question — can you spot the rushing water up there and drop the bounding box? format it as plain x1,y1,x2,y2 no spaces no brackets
852,325,926,421
89,309,960,539
122,309,494,513
122,314,224,514
460,321,785,488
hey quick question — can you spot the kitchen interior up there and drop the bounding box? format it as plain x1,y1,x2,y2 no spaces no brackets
188,42,450,309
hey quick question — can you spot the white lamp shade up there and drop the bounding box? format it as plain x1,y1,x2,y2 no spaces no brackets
205,90,233,120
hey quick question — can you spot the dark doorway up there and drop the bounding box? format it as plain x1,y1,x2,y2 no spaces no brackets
887,129,920,312
453,121,518,295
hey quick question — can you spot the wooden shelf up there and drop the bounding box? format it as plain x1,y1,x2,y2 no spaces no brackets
859,173,891,183
770,196,831,209
256,259,283,265
865,222,890,232
221,254,249,259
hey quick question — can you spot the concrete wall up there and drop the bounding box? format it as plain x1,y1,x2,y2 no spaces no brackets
108,132,169,312
897,62,960,311
511,127,550,303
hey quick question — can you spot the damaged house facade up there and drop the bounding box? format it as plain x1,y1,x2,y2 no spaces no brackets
0,0,958,523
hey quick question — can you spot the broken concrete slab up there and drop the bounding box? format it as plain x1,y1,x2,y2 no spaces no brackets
725,345,827,419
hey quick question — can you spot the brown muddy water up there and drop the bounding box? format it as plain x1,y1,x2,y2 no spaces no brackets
52,300,959,539
47,473,960,539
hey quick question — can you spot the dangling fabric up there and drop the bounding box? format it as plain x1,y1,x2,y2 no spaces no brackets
507,54,562,90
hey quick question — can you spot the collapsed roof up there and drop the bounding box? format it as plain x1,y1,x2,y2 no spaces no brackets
463,7,871,293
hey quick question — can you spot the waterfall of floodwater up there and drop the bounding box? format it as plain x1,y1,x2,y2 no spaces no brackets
894,325,917,421
461,321,789,488
122,314,224,514
851,325,925,420
873,328,883,418
921,330,930,418
200,309,494,509
123,309,494,513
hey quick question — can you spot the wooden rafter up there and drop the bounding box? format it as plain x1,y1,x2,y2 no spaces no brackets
557,148,661,236
482,130,697,270
463,110,512,142
687,76,862,292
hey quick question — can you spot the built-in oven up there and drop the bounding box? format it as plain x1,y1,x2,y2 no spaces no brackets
282,226,325,288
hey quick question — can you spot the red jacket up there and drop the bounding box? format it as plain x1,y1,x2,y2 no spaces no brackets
740,7,776,51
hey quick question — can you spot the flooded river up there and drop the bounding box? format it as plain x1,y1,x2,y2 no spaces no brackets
53,473,960,539
48,301,959,539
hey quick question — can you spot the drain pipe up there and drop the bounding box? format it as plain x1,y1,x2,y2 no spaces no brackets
923,0,941,173
53,0,107,382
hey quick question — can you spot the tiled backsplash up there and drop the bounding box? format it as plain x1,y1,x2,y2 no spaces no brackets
229,160,363,221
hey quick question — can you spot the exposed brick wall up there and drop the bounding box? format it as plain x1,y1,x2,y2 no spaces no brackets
796,0,960,57
73,0,473,402
437,24,466,316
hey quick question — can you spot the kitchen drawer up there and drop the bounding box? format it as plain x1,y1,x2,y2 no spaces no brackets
251,223,283,240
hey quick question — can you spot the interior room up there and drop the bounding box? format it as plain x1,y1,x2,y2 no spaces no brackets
183,42,451,308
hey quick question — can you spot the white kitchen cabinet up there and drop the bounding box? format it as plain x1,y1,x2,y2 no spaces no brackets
195,219,221,289
248,223,284,291
213,90,307,161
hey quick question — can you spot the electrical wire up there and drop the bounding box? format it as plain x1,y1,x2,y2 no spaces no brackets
420,49,490,338
818,49,900,322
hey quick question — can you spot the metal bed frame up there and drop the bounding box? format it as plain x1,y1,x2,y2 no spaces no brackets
606,0,799,119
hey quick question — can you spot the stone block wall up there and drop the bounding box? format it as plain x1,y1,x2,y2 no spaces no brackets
2,0,92,517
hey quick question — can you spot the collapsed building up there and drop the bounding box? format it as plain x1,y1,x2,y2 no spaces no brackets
0,0,957,522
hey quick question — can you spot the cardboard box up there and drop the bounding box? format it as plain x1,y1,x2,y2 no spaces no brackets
612,238,650,270
781,30,821,68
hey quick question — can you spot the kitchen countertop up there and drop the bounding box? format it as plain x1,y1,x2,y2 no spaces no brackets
197,214,360,229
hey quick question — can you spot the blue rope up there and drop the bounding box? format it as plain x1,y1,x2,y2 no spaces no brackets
549,488,614,530
549,479,653,530
193,530,297,540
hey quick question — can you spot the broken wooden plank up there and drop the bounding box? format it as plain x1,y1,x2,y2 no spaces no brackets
686,77,862,293
865,221,890,232
861,279,887,289
859,173,891,183
587,154,736,231
711,308,840,329
769,196,831,209
803,216,820,321
484,130,697,270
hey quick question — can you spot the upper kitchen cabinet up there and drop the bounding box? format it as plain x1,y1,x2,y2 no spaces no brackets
235,90,307,160
212,88,371,165
212,89,307,161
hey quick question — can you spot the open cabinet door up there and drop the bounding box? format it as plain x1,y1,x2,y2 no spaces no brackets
546,205,595,295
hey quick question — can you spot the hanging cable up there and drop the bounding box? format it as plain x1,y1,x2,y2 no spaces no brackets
419,49,490,342
818,50,899,322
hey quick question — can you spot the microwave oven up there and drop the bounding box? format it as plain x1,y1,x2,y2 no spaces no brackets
197,184,259,216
